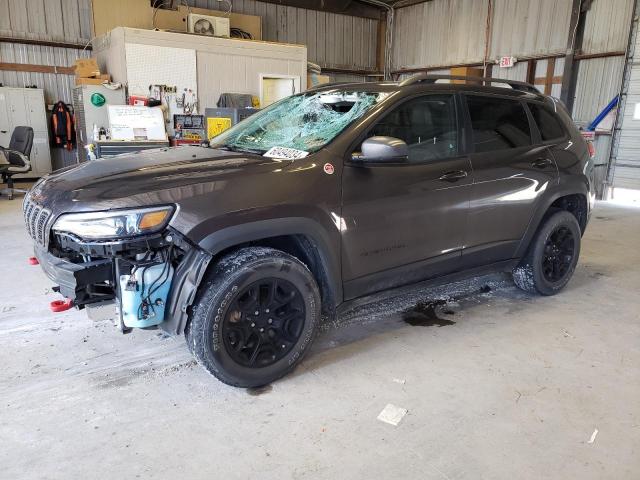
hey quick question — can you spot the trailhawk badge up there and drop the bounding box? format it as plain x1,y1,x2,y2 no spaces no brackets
323,163,335,175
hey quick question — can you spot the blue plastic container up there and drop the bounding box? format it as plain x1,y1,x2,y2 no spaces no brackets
119,263,173,328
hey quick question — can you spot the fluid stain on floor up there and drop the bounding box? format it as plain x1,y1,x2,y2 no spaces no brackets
403,299,456,327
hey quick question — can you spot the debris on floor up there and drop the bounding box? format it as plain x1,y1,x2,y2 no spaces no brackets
377,403,408,426
392,378,406,385
588,428,599,444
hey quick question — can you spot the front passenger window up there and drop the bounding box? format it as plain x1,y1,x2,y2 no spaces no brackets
366,95,458,162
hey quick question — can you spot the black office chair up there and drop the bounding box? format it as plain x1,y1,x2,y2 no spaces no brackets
0,126,33,200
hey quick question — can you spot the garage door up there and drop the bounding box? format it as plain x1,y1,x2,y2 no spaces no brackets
612,20,640,190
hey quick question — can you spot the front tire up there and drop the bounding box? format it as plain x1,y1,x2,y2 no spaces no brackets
513,211,581,295
188,247,321,387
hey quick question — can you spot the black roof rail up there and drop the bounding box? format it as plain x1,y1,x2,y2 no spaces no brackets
305,81,358,91
399,73,541,95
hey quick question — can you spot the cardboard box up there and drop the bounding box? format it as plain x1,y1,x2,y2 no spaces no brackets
75,58,101,78
307,73,331,88
76,74,111,86
450,67,484,84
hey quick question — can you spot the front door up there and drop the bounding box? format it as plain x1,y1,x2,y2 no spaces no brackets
462,94,559,266
341,94,472,299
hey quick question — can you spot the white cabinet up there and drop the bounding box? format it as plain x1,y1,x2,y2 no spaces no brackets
0,87,52,178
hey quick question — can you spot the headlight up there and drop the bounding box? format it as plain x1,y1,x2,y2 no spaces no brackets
52,206,175,240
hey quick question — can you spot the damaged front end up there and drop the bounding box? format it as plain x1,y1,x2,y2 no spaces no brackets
25,198,211,334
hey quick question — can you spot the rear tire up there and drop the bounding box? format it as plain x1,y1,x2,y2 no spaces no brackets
188,247,321,387
513,211,581,295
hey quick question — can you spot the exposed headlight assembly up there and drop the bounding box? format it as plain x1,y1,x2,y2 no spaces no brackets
52,206,175,241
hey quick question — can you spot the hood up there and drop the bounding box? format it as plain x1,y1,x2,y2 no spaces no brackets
30,146,291,212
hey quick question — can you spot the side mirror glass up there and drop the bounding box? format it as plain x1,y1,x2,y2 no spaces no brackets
353,136,409,163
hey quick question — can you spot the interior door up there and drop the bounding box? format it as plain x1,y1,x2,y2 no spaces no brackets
462,94,559,266
24,89,47,132
341,94,472,299
6,89,28,126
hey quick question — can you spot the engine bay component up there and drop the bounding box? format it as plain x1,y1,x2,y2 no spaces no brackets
119,261,174,328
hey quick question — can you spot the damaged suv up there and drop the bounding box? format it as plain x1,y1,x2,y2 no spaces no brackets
24,74,594,387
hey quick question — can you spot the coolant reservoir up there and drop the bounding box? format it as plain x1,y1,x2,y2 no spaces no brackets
119,262,173,328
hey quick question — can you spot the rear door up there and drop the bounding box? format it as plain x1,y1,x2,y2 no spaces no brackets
341,93,472,299
462,94,558,267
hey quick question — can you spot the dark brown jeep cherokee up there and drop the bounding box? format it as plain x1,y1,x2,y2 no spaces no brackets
24,74,595,387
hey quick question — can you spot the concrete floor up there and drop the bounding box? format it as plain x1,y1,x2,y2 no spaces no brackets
1,195,639,480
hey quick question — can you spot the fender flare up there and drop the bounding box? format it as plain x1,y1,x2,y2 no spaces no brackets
514,183,589,258
198,216,342,306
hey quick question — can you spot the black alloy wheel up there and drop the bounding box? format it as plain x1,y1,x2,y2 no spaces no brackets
541,226,576,283
187,247,321,387
223,278,306,368
513,210,581,296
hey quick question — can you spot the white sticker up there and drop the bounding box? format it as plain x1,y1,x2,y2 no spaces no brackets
263,146,309,160
634,103,640,120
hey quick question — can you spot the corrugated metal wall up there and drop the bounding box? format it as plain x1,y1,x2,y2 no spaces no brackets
573,0,635,124
489,0,572,59
611,0,640,190
582,0,635,54
1,0,378,169
0,0,93,168
0,0,93,104
392,0,488,69
392,0,572,71
392,0,636,195
186,0,379,72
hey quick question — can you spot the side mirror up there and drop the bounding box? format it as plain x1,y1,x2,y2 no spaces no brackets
353,136,409,163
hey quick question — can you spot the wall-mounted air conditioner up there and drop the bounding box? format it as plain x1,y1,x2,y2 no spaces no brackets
187,14,231,38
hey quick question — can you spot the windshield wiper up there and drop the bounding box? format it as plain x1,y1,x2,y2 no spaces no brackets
215,144,265,155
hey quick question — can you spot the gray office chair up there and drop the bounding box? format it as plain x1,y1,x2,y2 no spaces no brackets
0,126,33,200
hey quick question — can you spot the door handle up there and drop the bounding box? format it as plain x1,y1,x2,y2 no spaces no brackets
439,170,468,182
0,130,6,133
532,158,553,169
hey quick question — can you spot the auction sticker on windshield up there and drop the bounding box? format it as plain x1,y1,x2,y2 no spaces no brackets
263,146,310,160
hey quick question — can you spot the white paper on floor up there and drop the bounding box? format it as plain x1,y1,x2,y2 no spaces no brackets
588,428,599,444
377,404,408,426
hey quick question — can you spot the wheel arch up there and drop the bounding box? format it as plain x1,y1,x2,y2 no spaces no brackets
198,217,342,317
515,187,589,259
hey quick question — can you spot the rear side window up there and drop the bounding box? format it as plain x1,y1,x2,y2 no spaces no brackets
528,103,566,141
466,96,532,153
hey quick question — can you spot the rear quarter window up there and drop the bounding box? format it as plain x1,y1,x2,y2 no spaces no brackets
528,103,567,142
466,95,532,153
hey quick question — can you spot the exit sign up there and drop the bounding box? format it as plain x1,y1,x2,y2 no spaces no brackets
499,56,516,68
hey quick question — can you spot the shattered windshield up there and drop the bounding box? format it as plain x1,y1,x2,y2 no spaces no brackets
210,91,387,156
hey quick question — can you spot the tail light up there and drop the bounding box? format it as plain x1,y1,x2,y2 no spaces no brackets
587,140,596,159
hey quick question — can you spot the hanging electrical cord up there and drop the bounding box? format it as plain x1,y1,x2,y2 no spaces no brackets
135,246,174,320
215,0,233,17
230,27,252,39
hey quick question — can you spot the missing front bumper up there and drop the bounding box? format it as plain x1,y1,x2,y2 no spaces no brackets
34,244,115,306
